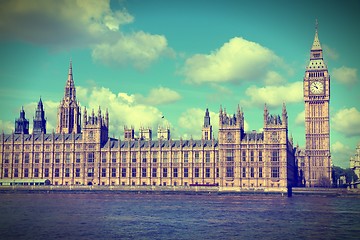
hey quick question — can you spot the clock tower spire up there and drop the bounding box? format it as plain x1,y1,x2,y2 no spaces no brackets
303,21,332,187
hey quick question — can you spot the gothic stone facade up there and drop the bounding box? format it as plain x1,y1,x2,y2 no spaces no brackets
0,62,296,190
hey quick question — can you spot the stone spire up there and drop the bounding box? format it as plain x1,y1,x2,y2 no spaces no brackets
311,19,322,51
33,97,47,134
15,107,29,134
56,59,81,134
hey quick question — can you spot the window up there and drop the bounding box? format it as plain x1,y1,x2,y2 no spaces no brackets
205,168,210,178
65,153,71,164
242,167,246,178
14,168,19,178
152,168,157,178
250,151,254,162
76,168,80,178
101,168,106,177
194,168,199,178
163,168,168,178
131,168,136,177
152,152,157,163
122,168,126,177
173,168,178,178
65,168,70,177
24,168,29,178
216,168,219,178
76,153,81,163
34,168,39,177
24,153,29,163
205,152,210,163
173,152,179,163
34,153,40,164
194,152,199,162
4,153,9,164
162,152,168,163
102,153,107,163
184,168,189,178
142,153,147,163
259,151,263,162
44,168,49,178
226,150,233,162
122,152,127,163
250,167,254,178
242,151,246,161
131,152,136,163
216,152,219,163
271,167,279,178
87,152,94,163
142,168,147,177
226,167,233,178
111,152,116,163
55,168,60,178
259,167,263,178
87,168,94,177
45,153,50,163
14,154,19,164
271,150,279,162
112,168,116,177
184,152,188,163
4,168,9,178
55,153,60,163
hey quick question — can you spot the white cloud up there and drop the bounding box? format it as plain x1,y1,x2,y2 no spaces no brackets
332,107,360,137
241,81,303,108
92,31,170,69
264,71,286,85
295,110,305,125
178,108,219,139
77,86,165,138
0,120,13,133
332,66,358,85
0,0,169,69
0,0,133,47
134,87,181,105
183,37,282,84
332,141,351,154
323,44,339,60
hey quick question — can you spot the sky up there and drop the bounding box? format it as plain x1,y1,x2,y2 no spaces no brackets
0,0,359,168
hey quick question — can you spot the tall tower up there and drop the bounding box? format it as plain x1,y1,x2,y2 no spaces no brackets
202,108,212,140
303,21,331,187
56,60,81,134
14,107,29,134
33,98,46,134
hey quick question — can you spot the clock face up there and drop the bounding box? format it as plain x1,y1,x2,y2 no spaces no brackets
310,81,324,94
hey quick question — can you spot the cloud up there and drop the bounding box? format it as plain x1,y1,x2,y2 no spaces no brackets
134,87,181,105
0,120,13,133
323,44,339,60
182,37,282,84
241,81,303,108
77,86,165,138
178,108,219,139
332,66,358,85
332,107,360,137
92,31,170,69
0,0,169,69
264,71,286,85
0,0,133,47
332,141,351,154
295,110,305,125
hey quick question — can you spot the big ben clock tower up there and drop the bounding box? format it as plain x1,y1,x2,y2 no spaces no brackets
304,21,332,187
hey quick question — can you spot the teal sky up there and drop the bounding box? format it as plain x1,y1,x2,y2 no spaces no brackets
0,0,359,168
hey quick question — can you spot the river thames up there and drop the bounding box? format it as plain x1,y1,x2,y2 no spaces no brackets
0,192,359,239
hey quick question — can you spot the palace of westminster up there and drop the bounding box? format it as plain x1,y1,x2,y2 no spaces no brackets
0,26,332,190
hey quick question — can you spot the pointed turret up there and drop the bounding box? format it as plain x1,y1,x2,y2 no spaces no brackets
33,97,47,134
15,107,29,134
56,59,81,134
311,19,322,51
202,108,212,140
